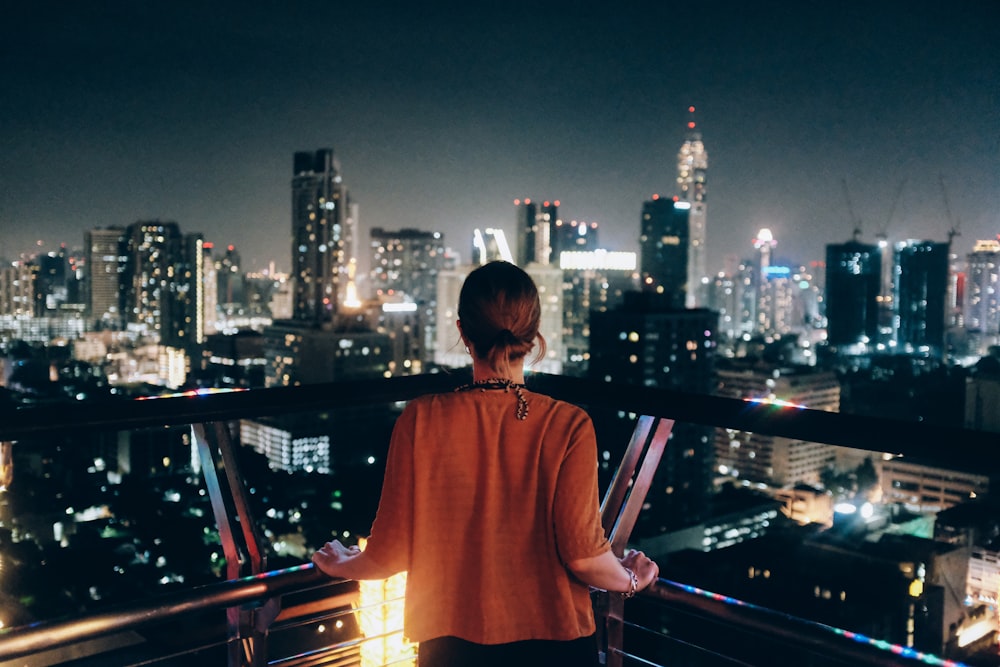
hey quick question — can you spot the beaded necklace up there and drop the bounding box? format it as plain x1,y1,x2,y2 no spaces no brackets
454,377,529,421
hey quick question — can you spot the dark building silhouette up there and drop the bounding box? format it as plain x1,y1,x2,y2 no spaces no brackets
639,196,690,308
894,240,949,357
825,239,883,351
551,219,599,260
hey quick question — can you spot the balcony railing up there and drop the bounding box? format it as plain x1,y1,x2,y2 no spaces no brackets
0,374,995,667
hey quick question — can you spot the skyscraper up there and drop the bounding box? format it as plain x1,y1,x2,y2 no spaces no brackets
552,219,599,259
676,106,708,308
639,195,689,308
369,227,449,355
84,227,126,328
894,240,949,357
559,249,638,376
825,239,883,352
515,199,558,266
291,149,352,325
964,239,1000,355
122,220,183,342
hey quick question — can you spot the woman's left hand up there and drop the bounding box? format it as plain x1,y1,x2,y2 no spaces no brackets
311,540,361,578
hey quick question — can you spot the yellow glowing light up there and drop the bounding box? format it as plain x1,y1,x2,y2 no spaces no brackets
356,537,416,667
908,579,923,598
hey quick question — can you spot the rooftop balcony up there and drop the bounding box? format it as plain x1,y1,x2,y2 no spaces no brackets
0,374,997,667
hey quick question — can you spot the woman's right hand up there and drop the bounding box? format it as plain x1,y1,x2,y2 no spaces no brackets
620,549,659,590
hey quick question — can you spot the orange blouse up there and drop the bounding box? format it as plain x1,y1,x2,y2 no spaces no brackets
360,387,610,644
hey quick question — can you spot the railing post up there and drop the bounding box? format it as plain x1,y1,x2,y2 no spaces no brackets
192,421,276,667
595,415,673,667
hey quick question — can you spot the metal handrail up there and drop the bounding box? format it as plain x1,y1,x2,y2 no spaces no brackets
0,563,338,661
3,373,995,473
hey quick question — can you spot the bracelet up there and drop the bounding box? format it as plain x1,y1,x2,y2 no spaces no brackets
622,566,638,599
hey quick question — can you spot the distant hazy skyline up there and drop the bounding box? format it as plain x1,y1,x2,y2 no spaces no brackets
2,1,998,274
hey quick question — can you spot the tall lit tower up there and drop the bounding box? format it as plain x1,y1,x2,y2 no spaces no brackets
122,220,182,341
752,228,777,334
677,106,708,308
291,149,351,326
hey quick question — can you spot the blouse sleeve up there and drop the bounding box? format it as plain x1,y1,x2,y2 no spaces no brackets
356,401,416,575
552,410,611,564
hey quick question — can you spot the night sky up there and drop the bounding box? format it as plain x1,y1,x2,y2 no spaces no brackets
2,1,998,275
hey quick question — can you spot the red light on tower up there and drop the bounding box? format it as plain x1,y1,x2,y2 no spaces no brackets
543,201,550,207
554,200,560,207
652,193,659,200
525,198,531,204
688,122,696,129
688,106,695,113
514,198,521,205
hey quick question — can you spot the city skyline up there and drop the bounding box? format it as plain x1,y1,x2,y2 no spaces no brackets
2,2,998,273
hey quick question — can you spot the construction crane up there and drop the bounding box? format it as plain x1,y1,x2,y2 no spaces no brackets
877,179,906,249
841,179,863,242
939,175,962,246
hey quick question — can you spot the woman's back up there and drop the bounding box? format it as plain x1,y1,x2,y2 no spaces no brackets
363,388,608,644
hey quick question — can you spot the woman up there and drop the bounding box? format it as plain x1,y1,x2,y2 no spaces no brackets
312,260,659,666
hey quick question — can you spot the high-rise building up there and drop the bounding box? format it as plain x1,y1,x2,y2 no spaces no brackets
559,249,638,376
369,227,449,354
639,195,690,308
291,149,352,325
515,199,558,267
825,239,883,353
677,106,708,308
84,227,126,328
122,220,183,342
216,244,246,317
894,240,949,357
0,263,34,317
240,415,332,474
714,361,840,488
434,266,470,368
201,243,218,335
588,292,717,533
551,218,597,259
31,249,68,317
524,263,563,375
175,233,207,349
263,322,391,387
963,239,1000,355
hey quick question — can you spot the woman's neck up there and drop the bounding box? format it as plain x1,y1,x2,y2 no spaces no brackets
471,358,525,385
